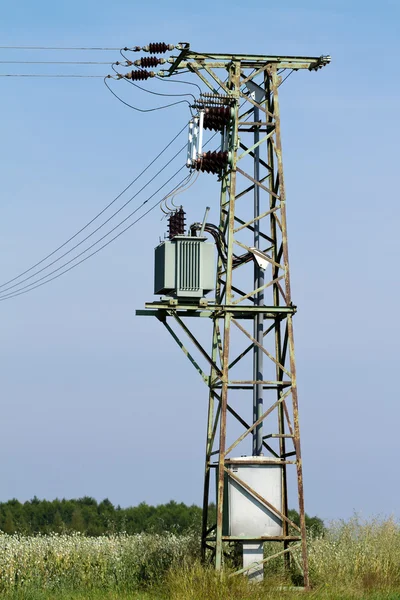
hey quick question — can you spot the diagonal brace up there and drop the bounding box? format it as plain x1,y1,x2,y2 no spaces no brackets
224,468,301,532
172,313,223,379
162,320,209,385
232,318,291,377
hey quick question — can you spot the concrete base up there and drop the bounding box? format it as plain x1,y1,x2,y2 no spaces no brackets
243,543,264,582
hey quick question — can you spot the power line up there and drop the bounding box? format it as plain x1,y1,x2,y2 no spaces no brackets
0,142,187,296
0,130,219,300
0,98,220,300
104,77,191,112
278,69,295,87
160,171,199,214
157,74,202,95
0,46,121,51
118,50,202,94
0,74,105,78
0,60,112,65
0,169,189,301
0,123,188,290
116,70,197,103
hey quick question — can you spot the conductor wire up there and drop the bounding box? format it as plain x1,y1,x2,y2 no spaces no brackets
0,142,188,295
0,122,188,290
0,170,191,301
104,76,191,112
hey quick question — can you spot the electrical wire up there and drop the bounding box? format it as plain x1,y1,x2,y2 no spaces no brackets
119,49,132,63
168,70,191,76
160,172,192,214
0,64,296,301
170,171,199,208
104,76,191,112
122,77,196,103
0,74,105,78
111,63,196,103
156,74,202,95
0,64,224,300
0,199,160,302
0,60,112,64
0,143,188,296
0,123,188,290
0,130,218,300
278,69,295,87
0,167,188,301
0,46,122,51
161,170,199,213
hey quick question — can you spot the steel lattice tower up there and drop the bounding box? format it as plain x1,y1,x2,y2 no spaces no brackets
137,46,330,586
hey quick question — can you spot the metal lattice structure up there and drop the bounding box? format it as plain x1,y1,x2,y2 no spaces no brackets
137,46,330,586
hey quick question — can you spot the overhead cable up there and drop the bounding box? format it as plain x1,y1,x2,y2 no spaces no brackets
104,76,191,112
0,123,188,290
0,169,189,301
0,74,105,78
0,46,122,51
111,63,196,102
0,142,187,296
156,74,202,95
0,60,112,65
0,130,218,300
279,69,295,86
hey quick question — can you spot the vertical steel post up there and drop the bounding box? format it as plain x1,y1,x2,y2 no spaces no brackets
201,167,227,562
264,69,290,568
250,84,265,457
270,65,309,588
215,61,241,571
201,325,218,562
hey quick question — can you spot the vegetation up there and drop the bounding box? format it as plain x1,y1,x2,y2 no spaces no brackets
0,516,398,599
0,498,203,536
0,497,324,537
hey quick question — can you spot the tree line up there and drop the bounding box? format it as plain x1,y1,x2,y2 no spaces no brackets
0,497,324,536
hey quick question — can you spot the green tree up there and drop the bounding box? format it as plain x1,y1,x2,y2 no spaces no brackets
53,510,64,533
71,508,85,532
3,510,15,534
0,497,325,537
288,509,325,536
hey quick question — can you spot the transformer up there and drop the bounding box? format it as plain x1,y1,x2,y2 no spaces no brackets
154,235,214,299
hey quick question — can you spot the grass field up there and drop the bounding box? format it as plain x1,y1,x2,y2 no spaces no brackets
1,517,400,599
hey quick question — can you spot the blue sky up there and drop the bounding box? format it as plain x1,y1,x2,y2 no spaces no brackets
0,0,399,522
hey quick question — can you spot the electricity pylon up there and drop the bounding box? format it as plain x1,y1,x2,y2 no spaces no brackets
137,46,330,586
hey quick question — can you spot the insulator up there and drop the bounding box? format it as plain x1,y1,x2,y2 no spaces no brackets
194,151,229,175
126,69,155,81
203,106,232,131
199,93,232,106
168,208,186,239
176,207,186,231
145,42,174,54
135,56,164,68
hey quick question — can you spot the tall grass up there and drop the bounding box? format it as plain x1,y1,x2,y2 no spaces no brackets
0,517,399,598
0,531,198,593
307,515,400,591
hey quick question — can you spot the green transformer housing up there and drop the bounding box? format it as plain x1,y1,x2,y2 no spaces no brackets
154,235,214,299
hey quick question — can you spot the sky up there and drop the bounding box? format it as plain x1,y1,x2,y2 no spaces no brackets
0,0,399,523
